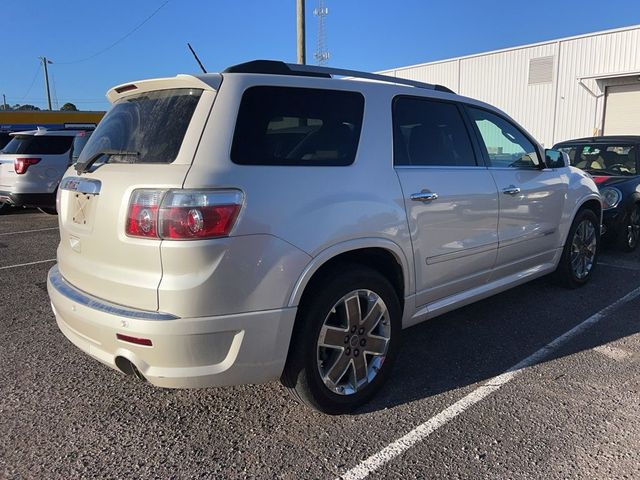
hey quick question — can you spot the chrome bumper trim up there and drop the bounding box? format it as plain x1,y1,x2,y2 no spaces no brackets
48,265,179,321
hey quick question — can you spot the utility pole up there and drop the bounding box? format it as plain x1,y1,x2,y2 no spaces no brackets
296,0,306,64
39,56,53,110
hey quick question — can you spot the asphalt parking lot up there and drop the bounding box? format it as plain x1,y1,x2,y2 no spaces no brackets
1,209,639,480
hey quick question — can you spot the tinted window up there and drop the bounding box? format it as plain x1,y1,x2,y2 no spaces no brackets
71,131,93,163
393,97,476,166
571,144,636,175
77,88,202,165
1,135,73,155
231,86,364,166
0,133,11,150
468,107,540,169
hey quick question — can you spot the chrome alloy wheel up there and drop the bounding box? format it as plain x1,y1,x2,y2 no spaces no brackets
316,289,391,395
571,219,597,279
626,208,640,249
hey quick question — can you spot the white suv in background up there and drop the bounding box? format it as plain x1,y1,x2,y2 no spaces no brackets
47,60,601,414
0,127,93,214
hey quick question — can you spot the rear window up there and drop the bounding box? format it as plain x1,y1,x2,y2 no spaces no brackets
2,135,73,155
231,86,365,166
77,88,202,165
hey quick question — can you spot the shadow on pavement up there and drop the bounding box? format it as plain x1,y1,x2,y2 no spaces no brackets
358,253,640,414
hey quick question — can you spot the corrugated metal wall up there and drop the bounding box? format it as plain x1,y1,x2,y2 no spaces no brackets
380,26,640,147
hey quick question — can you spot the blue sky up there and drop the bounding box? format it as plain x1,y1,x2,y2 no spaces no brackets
2,0,639,111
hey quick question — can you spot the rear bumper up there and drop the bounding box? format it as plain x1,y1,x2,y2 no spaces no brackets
47,265,297,388
0,190,56,208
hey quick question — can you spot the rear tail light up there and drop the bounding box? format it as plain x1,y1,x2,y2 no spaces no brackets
14,157,41,174
126,190,163,238
125,189,243,240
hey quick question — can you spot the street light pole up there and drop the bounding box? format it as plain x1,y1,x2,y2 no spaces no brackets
39,56,53,110
296,0,306,64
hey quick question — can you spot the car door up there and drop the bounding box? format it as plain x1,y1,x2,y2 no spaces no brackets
465,106,567,278
393,96,499,308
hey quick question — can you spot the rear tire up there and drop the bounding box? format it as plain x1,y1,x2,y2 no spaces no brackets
281,265,401,414
0,202,7,215
616,204,640,252
553,208,599,288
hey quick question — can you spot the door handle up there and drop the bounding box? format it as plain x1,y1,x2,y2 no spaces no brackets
502,185,521,195
410,192,439,202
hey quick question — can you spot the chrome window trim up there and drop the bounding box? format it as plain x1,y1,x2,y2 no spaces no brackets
48,265,178,321
393,165,488,170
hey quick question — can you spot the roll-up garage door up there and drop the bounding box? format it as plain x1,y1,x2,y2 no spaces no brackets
604,84,640,135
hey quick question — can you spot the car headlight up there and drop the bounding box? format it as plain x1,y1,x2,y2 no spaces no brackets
601,187,622,210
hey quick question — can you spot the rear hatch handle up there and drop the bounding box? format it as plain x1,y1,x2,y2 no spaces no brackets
75,150,139,175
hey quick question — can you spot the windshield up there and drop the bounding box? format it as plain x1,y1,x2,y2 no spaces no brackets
76,88,202,166
559,144,637,176
1,135,74,155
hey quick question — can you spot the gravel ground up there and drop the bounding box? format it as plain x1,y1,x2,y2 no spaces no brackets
1,208,639,479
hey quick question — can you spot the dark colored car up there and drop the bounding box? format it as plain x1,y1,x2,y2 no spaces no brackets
554,136,640,251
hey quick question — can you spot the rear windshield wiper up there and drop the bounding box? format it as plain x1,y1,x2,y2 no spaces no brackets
75,150,139,174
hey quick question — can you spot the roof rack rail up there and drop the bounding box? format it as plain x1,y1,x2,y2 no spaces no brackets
223,60,455,93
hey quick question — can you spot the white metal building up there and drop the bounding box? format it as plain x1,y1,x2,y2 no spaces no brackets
379,25,640,147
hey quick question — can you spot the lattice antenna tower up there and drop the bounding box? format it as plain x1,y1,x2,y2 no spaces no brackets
313,0,330,65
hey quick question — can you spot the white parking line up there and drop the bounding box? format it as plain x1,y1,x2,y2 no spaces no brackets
598,261,640,272
0,227,59,236
338,285,640,480
0,259,56,271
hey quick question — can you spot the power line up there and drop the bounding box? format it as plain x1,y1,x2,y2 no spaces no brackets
56,0,170,65
18,64,42,100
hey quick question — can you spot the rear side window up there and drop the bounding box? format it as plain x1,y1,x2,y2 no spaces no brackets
393,97,477,167
2,135,73,155
77,88,202,165
71,131,92,163
231,86,365,166
0,133,11,150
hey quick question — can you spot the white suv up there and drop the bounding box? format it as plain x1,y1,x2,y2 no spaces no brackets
0,127,93,214
47,60,601,413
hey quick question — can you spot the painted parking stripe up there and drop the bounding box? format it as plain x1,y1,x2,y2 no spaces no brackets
0,227,59,236
0,259,56,270
598,261,640,272
338,284,640,480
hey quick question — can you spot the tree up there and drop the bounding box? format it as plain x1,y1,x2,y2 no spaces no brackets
16,104,40,111
60,102,78,112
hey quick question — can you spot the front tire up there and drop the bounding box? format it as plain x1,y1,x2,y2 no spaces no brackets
616,204,640,252
554,208,600,288
281,265,401,414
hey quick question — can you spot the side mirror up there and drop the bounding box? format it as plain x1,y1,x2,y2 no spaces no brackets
545,149,569,168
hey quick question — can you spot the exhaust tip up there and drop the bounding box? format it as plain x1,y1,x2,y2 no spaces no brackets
115,356,146,381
